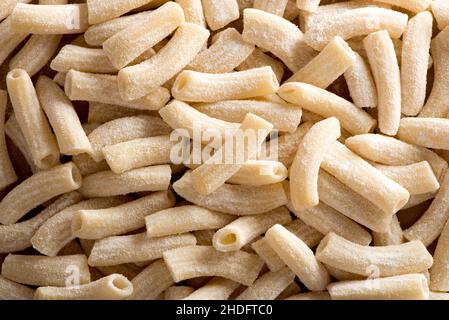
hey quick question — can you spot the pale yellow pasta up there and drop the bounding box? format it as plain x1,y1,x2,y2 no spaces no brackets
0,17,28,66
202,0,239,30
0,275,34,300
372,215,404,246
276,281,302,300
194,99,302,133
87,102,155,124
7,69,60,169
0,0,32,21
0,162,81,225
404,171,449,247
236,48,285,83
72,191,175,240
10,35,61,77
175,0,206,26
34,274,133,300
184,277,240,300
316,232,433,277
36,76,92,156
283,0,301,20
398,118,449,151
289,202,372,245
373,162,440,196
345,134,448,180
1,254,90,286
303,8,408,51
163,245,264,286
322,141,410,215
11,4,89,34
31,196,129,257
236,267,295,300
287,36,355,89
173,171,288,215
145,205,234,238
285,292,331,300
88,115,170,162
278,82,376,135
297,0,321,12
118,23,209,101
327,274,429,300
432,0,449,30
290,117,340,211
79,165,171,198
369,0,431,13
344,52,377,109
190,114,273,195
88,232,196,267
400,12,432,116
226,160,288,186
65,70,170,111
430,292,449,300
419,27,449,118
50,45,117,74
430,220,449,292
265,224,330,291
53,72,66,87
0,90,16,191
86,0,152,24
242,8,316,72
253,0,288,16
324,264,365,282
164,286,195,300
103,2,184,70
213,207,291,252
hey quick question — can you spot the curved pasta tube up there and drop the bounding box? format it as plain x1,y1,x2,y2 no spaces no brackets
184,277,240,300
173,171,288,215
0,191,82,254
0,162,81,225
242,8,316,72
398,118,449,151
175,0,206,26
316,232,433,277
327,274,429,300
87,0,151,24
172,67,279,103
0,275,34,300
1,254,90,287
265,224,330,291
278,82,376,135
72,191,175,240
88,232,196,267
35,274,133,300
11,4,89,34
118,23,210,101
145,205,234,238
0,90,17,191
213,207,291,252
202,0,239,30
303,7,408,50
290,117,340,211
162,245,264,286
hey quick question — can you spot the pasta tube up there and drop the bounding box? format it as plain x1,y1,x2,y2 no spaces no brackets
1,254,90,286
184,277,239,300
87,0,153,24
265,224,330,291
163,245,264,286
10,4,89,34
0,17,28,66
172,67,279,103
278,82,376,135
65,70,170,111
398,118,449,151
88,232,196,266
0,275,34,300
36,76,92,156
175,0,206,27
118,23,209,101
316,232,433,277
213,207,291,252
34,274,133,300
0,162,81,225
430,219,449,291
79,165,171,198
432,0,449,30
103,2,185,70
287,36,355,88
242,8,316,72
202,0,239,30
401,12,433,116
173,171,288,215
0,90,17,191
73,191,175,239
7,69,60,170
253,0,288,16
236,48,285,83
0,0,32,21
145,205,234,238
321,141,410,215
297,0,321,12
290,117,340,211
327,274,429,300
369,0,431,13
226,160,288,186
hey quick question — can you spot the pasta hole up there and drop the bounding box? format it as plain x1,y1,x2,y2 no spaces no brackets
40,154,59,169
112,277,131,290
175,78,187,91
70,165,82,186
8,69,26,79
220,233,237,245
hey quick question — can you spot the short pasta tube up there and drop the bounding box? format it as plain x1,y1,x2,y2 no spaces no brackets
432,0,449,30
0,0,32,21
202,0,239,30
253,0,288,16
316,232,433,277
0,275,34,300
184,277,239,300
398,118,449,151
430,220,449,292
226,160,288,186
163,245,264,286
129,260,174,300
212,207,292,252
175,0,206,27
0,90,17,191
0,16,28,66
86,0,153,24
369,0,431,13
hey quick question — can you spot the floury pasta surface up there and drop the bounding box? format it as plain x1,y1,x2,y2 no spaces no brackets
0,0,448,300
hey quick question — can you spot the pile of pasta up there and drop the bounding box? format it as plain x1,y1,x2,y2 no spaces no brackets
0,0,449,301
